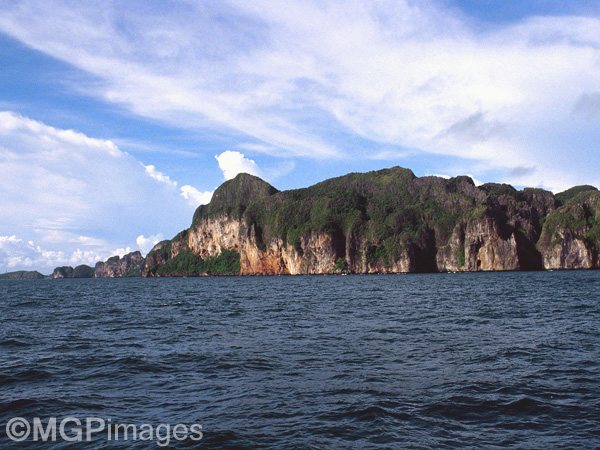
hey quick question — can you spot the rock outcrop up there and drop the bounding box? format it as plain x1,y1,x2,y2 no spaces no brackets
143,168,600,276
94,251,145,278
52,265,95,279
50,252,144,279
537,191,600,269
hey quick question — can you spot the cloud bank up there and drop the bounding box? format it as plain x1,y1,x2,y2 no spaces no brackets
0,111,204,272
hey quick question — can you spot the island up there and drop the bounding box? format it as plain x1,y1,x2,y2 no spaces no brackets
143,166,599,276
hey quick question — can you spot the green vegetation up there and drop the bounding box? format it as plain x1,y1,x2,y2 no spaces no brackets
334,257,348,272
193,174,278,224
456,243,465,267
72,265,95,278
157,248,241,276
143,240,173,275
122,268,142,278
556,185,598,205
584,225,600,250
51,265,94,278
479,183,518,199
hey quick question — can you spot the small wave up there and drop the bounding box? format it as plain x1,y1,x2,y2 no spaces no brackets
114,356,172,374
320,404,412,423
0,397,106,416
0,338,32,347
12,300,41,307
242,357,279,371
423,394,559,423
499,396,542,413
198,429,257,450
0,369,52,384
501,347,536,358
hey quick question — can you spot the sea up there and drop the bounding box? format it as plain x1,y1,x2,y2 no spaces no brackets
0,271,599,449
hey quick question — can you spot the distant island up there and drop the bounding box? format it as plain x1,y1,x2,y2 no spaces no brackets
4,167,600,279
0,270,47,280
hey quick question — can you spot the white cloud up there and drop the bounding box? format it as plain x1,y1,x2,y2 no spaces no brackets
71,235,106,247
112,247,133,258
180,185,214,206
215,151,262,180
136,234,164,255
0,111,199,272
0,235,22,245
143,164,177,187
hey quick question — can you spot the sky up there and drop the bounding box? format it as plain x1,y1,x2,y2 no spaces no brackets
1,0,600,274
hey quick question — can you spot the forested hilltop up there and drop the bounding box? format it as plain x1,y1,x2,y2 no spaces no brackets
141,166,600,276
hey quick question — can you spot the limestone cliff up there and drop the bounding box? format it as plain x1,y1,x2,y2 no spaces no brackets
95,251,145,278
537,191,600,269
50,251,145,279
143,168,600,276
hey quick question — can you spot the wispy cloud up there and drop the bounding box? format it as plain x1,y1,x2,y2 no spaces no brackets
143,164,177,187
1,0,599,191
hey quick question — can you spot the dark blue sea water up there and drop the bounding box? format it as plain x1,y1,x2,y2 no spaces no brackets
0,271,599,449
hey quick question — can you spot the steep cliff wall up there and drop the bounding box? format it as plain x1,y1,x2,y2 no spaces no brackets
180,214,524,275
537,191,600,269
186,216,341,275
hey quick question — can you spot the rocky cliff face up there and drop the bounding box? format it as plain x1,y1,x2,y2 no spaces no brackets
95,251,145,278
50,252,145,279
186,216,341,275
142,168,600,276
178,213,524,275
44,168,599,278
537,191,600,270
541,229,593,270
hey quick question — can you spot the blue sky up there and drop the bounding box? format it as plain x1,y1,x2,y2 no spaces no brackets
1,0,600,273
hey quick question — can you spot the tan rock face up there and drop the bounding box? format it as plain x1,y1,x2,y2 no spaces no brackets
464,218,520,271
153,196,599,275
186,215,339,275
185,215,423,275
51,267,72,279
434,218,521,272
542,229,593,270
